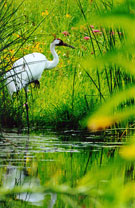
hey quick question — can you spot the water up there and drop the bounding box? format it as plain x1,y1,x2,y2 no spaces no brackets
0,129,131,207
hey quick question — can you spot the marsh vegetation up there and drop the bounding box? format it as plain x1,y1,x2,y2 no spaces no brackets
0,0,135,207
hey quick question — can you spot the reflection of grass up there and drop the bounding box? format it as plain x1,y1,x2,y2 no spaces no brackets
1,142,135,208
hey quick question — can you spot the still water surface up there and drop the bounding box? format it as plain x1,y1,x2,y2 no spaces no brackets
0,129,126,207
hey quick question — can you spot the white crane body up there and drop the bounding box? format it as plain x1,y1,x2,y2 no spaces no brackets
5,53,47,96
4,39,75,97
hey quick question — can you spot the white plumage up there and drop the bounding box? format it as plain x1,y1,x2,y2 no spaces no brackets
4,39,74,96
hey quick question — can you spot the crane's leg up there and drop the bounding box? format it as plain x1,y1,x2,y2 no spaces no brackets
24,88,29,134
34,80,40,88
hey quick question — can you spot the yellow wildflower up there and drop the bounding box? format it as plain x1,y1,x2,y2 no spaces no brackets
66,14,71,18
35,42,40,47
16,34,21,38
42,10,49,17
11,57,17,62
57,51,61,55
45,10,49,15
9,49,15,54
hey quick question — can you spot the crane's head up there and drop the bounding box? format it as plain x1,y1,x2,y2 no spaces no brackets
52,39,75,49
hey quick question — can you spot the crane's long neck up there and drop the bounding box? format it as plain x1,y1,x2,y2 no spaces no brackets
46,43,59,69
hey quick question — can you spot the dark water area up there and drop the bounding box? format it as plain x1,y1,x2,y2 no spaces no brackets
0,128,131,208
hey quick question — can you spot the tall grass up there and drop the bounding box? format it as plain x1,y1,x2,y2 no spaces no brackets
0,0,26,128
0,0,98,129
79,0,135,130
0,0,53,129
0,0,134,130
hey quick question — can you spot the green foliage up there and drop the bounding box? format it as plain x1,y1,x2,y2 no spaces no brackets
1,0,135,130
1,1,135,208
78,0,135,130
0,0,104,128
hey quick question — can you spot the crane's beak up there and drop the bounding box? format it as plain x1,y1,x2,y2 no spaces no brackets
63,42,75,49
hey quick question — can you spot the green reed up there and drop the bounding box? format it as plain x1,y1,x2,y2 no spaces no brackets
0,0,135,130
